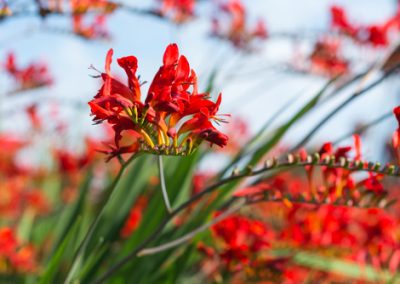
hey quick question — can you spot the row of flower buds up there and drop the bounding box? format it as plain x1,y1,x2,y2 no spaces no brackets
229,152,398,209
259,153,400,177
230,153,399,177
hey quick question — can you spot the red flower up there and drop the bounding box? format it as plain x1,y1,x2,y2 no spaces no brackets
0,227,37,273
309,38,349,77
157,0,196,23
0,228,18,257
4,52,52,91
330,6,358,37
26,104,42,130
364,173,385,194
54,140,97,174
212,0,267,49
70,0,116,39
120,196,148,238
330,5,399,47
72,14,109,39
211,214,270,267
89,44,228,161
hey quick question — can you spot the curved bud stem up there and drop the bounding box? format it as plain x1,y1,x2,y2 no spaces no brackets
158,155,172,213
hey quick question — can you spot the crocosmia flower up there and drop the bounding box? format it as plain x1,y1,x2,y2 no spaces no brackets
330,5,400,47
0,227,37,273
89,44,228,161
309,38,349,77
4,52,53,91
212,0,267,49
156,0,196,23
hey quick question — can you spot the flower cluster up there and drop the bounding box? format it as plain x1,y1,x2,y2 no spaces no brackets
330,5,400,47
156,0,196,23
281,205,400,272
198,191,400,282
212,0,267,49
70,0,117,39
0,227,37,273
0,178,50,220
309,38,349,77
199,214,271,270
4,52,52,91
89,44,228,161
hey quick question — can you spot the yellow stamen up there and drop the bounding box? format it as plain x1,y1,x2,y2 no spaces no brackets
158,129,165,145
163,130,170,146
125,107,133,117
283,198,293,208
133,106,138,122
185,138,193,155
140,129,155,149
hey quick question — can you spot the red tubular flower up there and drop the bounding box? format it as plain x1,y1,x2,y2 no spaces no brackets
211,214,270,268
4,52,53,91
70,0,116,39
157,0,196,23
89,44,228,161
212,0,267,49
330,5,399,47
330,6,358,37
26,104,42,130
120,196,148,238
363,173,384,194
72,14,109,39
0,228,18,257
0,227,37,273
309,38,349,77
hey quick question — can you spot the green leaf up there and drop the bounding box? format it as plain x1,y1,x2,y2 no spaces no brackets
271,249,400,282
246,78,335,167
38,217,82,284
49,169,93,257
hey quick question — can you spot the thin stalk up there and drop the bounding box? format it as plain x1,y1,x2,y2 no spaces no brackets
138,198,246,257
291,63,400,152
333,110,393,145
158,155,172,213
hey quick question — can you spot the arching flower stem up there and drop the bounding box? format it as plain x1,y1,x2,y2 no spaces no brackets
158,155,172,213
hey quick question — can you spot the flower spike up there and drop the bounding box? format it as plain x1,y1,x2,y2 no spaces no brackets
88,44,229,161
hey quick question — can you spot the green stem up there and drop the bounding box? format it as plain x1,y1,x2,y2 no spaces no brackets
158,155,172,213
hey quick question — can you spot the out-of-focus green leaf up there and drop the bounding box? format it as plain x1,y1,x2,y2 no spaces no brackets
17,209,35,242
218,85,310,178
271,249,400,282
246,78,335,167
49,169,93,257
205,69,218,94
107,152,202,283
38,217,81,284
73,155,155,282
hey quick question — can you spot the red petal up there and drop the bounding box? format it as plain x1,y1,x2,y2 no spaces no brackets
163,43,179,66
105,49,113,75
